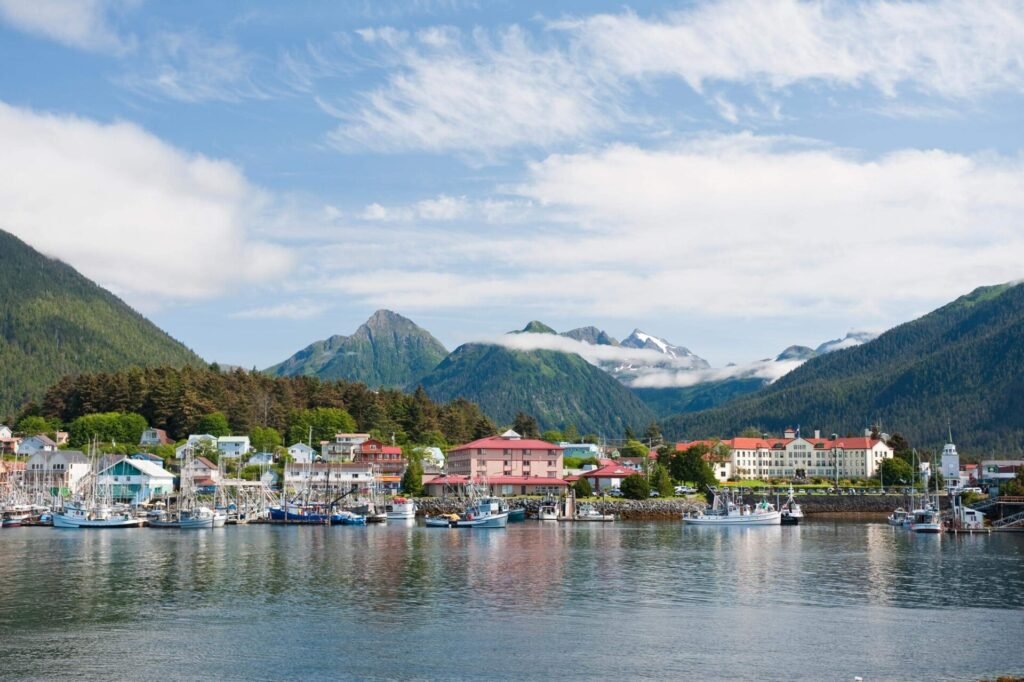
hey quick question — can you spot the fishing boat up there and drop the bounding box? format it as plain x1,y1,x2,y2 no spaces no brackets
149,446,227,529
887,508,910,526
574,503,615,522
330,510,367,526
683,489,781,526
1,505,32,527
424,499,509,528
385,496,417,520
910,506,942,533
269,503,331,524
537,501,558,521
52,440,144,529
779,487,803,525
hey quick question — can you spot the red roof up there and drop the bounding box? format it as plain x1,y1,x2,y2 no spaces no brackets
381,446,403,455
582,464,643,479
450,436,562,452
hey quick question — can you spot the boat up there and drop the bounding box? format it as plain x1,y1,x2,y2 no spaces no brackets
537,502,558,521
330,510,367,526
385,496,417,520
574,503,615,522
779,487,803,525
2,505,32,527
683,489,781,526
910,506,942,533
149,506,226,529
507,507,527,522
269,503,331,524
53,502,143,529
887,508,910,526
424,500,509,528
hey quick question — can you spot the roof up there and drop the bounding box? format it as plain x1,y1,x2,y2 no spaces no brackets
450,435,563,452
218,436,250,443
424,475,567,487
288,442,315,450
195,456,217,469
142,428,172,444
582,463,643,479
132,452,163,462
99,458,172,478
26,434,57,447
677,436,886,452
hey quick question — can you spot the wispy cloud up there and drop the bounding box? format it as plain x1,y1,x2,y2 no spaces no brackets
117,30,273,103
0,101,294,307
231,300,328,320
0,0,136,54
321,24,615,154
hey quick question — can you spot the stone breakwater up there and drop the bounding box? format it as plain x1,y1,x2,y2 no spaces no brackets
414,494,943,519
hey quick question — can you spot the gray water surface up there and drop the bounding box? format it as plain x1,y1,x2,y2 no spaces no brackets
1,520,1022,681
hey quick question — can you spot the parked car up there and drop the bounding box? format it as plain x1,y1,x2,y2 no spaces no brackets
608,488,623,497
649,491,660,497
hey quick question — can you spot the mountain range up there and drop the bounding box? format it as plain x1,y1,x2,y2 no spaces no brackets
661,283,1024,454
0,229,203,419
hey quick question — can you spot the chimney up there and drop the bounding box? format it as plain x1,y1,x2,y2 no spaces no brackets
814,430,821,439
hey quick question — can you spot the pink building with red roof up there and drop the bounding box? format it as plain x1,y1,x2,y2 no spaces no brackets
446,429,563,481
677,429,893,481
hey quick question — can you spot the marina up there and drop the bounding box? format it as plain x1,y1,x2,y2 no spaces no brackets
1,518,1022,681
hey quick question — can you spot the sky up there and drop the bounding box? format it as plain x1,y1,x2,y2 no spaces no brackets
1,0,1022,369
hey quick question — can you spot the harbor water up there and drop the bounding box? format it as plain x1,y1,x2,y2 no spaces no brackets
1,519,1022,681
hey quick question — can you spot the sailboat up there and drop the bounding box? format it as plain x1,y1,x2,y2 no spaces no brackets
149,445,226,529
53,440,143,529
910,454,942,533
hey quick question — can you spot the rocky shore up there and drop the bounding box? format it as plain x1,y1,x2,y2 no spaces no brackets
414,493,940,519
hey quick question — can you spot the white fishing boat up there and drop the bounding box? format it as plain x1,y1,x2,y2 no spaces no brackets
574,503,615,522
888,508,910,526
148,446,226,529
53,502,142,528
537,502,558,521
683,489,781,526
424,499,509,528
385,496,417,520
910,506,942,533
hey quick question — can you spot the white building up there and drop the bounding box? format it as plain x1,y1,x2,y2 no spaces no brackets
940,442,961,491
321,433,370,461
678,430,894,481
17,434,58,456
139,428,173,446
96,458,174,504
217,436,251,459
23,450,91,494
0,425,12,439
175,434,218,459
284,462,374,493
247,452,274,466
287,442,317,464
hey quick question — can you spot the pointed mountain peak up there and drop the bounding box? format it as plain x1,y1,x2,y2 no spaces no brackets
363,309,412,329
514,320,557,335
815,331,878,354
561,326,620,346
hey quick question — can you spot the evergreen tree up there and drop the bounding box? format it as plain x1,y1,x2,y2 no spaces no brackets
512,412,540,439
650,463,674,496
401,457,424,496
197,412,231,437
573,476,592,498
620,474,650,500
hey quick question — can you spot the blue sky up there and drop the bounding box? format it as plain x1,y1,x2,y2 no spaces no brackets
1,0,1022,369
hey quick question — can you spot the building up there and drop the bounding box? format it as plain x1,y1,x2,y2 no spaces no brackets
23,450,90,494
677,429,894,481
581,463,645,493
416,446,446,470
175,434,218,459
16,434,58,456
183,456,221,487
0,427,20,454
287,442,317,464
284,462,375,494
321,433,371,461
96,458,174,504
979,460,1024,484
248,452,274,466
0,424,11,439
940,442,962,491
424,474,568,497
354,438,406,475
560,442,602,459
217,436,251,459
0,459,25,485
446,430,563,480
132,452,165,465
139,428,173,446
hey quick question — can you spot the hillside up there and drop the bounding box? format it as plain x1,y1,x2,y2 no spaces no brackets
418,343,656,436
267,310,447,389
661,283,1024,454
0,229,203,419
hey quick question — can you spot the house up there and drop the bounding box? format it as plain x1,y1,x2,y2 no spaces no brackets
0,424,11,439
677,429,894,481
248,452,274,466
416,446,446,469
139,428,173,446
132,452,166,465
283,462,374,494
16,434,58,456
175,434,218,459
54,431,70,446
23,450,91,494
321,433,370,461
217,436,251,459
446,430,563,481
424,474,568,498
354,438,406,475
183,455,221,487
287,442,317,464
980,460,1024,483
560,442,602,459
96,457,175,504
0,459,25,485
0,433,20,455
581,463,645,493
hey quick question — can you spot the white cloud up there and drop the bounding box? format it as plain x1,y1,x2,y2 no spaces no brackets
564,0,1024,99
230,300,328,320
303,134,1024,330
628,359,805,389
324,24,612,154
0,101,294,306
359,194,532,223
118,30,271,103
0,0,135,54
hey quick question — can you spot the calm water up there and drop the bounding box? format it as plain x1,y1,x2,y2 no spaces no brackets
1,520,1022,681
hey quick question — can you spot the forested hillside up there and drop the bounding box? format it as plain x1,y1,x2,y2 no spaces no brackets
662,284,1024,455
0,230,203,419
36,366,497,447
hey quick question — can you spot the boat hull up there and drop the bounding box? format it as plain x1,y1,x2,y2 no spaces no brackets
53,514,142,529
684,511,782,526
269,508,330,524
507,508,527,522
780,513,800,525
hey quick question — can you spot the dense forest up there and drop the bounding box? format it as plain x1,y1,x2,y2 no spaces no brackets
662,283,1024,456
30,365,498,448
0,229,203,417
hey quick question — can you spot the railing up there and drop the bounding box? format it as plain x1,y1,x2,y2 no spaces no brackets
992,509,1024,528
